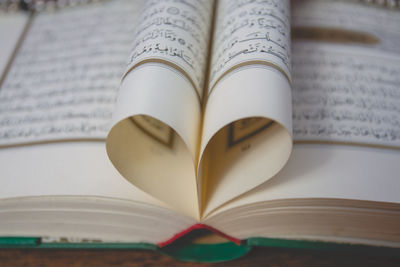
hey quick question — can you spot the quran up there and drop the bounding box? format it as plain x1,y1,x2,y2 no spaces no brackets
0,0,399,261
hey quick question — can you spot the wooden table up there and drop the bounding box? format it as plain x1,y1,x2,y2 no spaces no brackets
1,246,399,266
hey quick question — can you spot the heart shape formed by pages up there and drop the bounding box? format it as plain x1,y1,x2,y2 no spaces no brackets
106,65,293,220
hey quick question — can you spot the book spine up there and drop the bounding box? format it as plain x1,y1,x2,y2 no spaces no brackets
158,223,242,248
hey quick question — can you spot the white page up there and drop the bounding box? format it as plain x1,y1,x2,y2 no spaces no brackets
198,0,293,214
124,0,214,99
106,65,201,219
0,142,166,208
207,143,400,217
0,0,143,146
206,0,400,217
106,0,215,219
0,1,171,212
200,67,292,214
291,0,400,149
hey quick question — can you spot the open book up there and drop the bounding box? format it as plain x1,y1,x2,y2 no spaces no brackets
0,0,399,260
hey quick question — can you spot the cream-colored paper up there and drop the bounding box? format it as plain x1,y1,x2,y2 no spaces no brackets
205,143,400,218
205,0,400,217
0,142,165,207
199,66,292,214
106,65,201,219
105,0,294,217
0,1,399,246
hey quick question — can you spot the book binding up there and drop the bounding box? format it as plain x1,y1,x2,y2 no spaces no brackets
157,223,242,248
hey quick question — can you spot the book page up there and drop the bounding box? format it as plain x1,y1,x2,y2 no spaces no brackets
125,0,214,99
208,0,291,90
0,2,171,209
0,0,142,146
205,0,400,217
0,142,166,208
106,0,214,220
198,0,293,215
291,0,400,149
205,144,400,217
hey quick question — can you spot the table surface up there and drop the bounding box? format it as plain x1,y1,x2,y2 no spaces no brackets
1,246,399,266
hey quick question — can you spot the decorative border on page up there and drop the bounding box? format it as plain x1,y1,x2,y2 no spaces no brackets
291,27,380,44
130,116,175,149
228,118,274,148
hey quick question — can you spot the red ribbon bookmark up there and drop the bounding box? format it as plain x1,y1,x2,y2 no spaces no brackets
158,223,242,248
